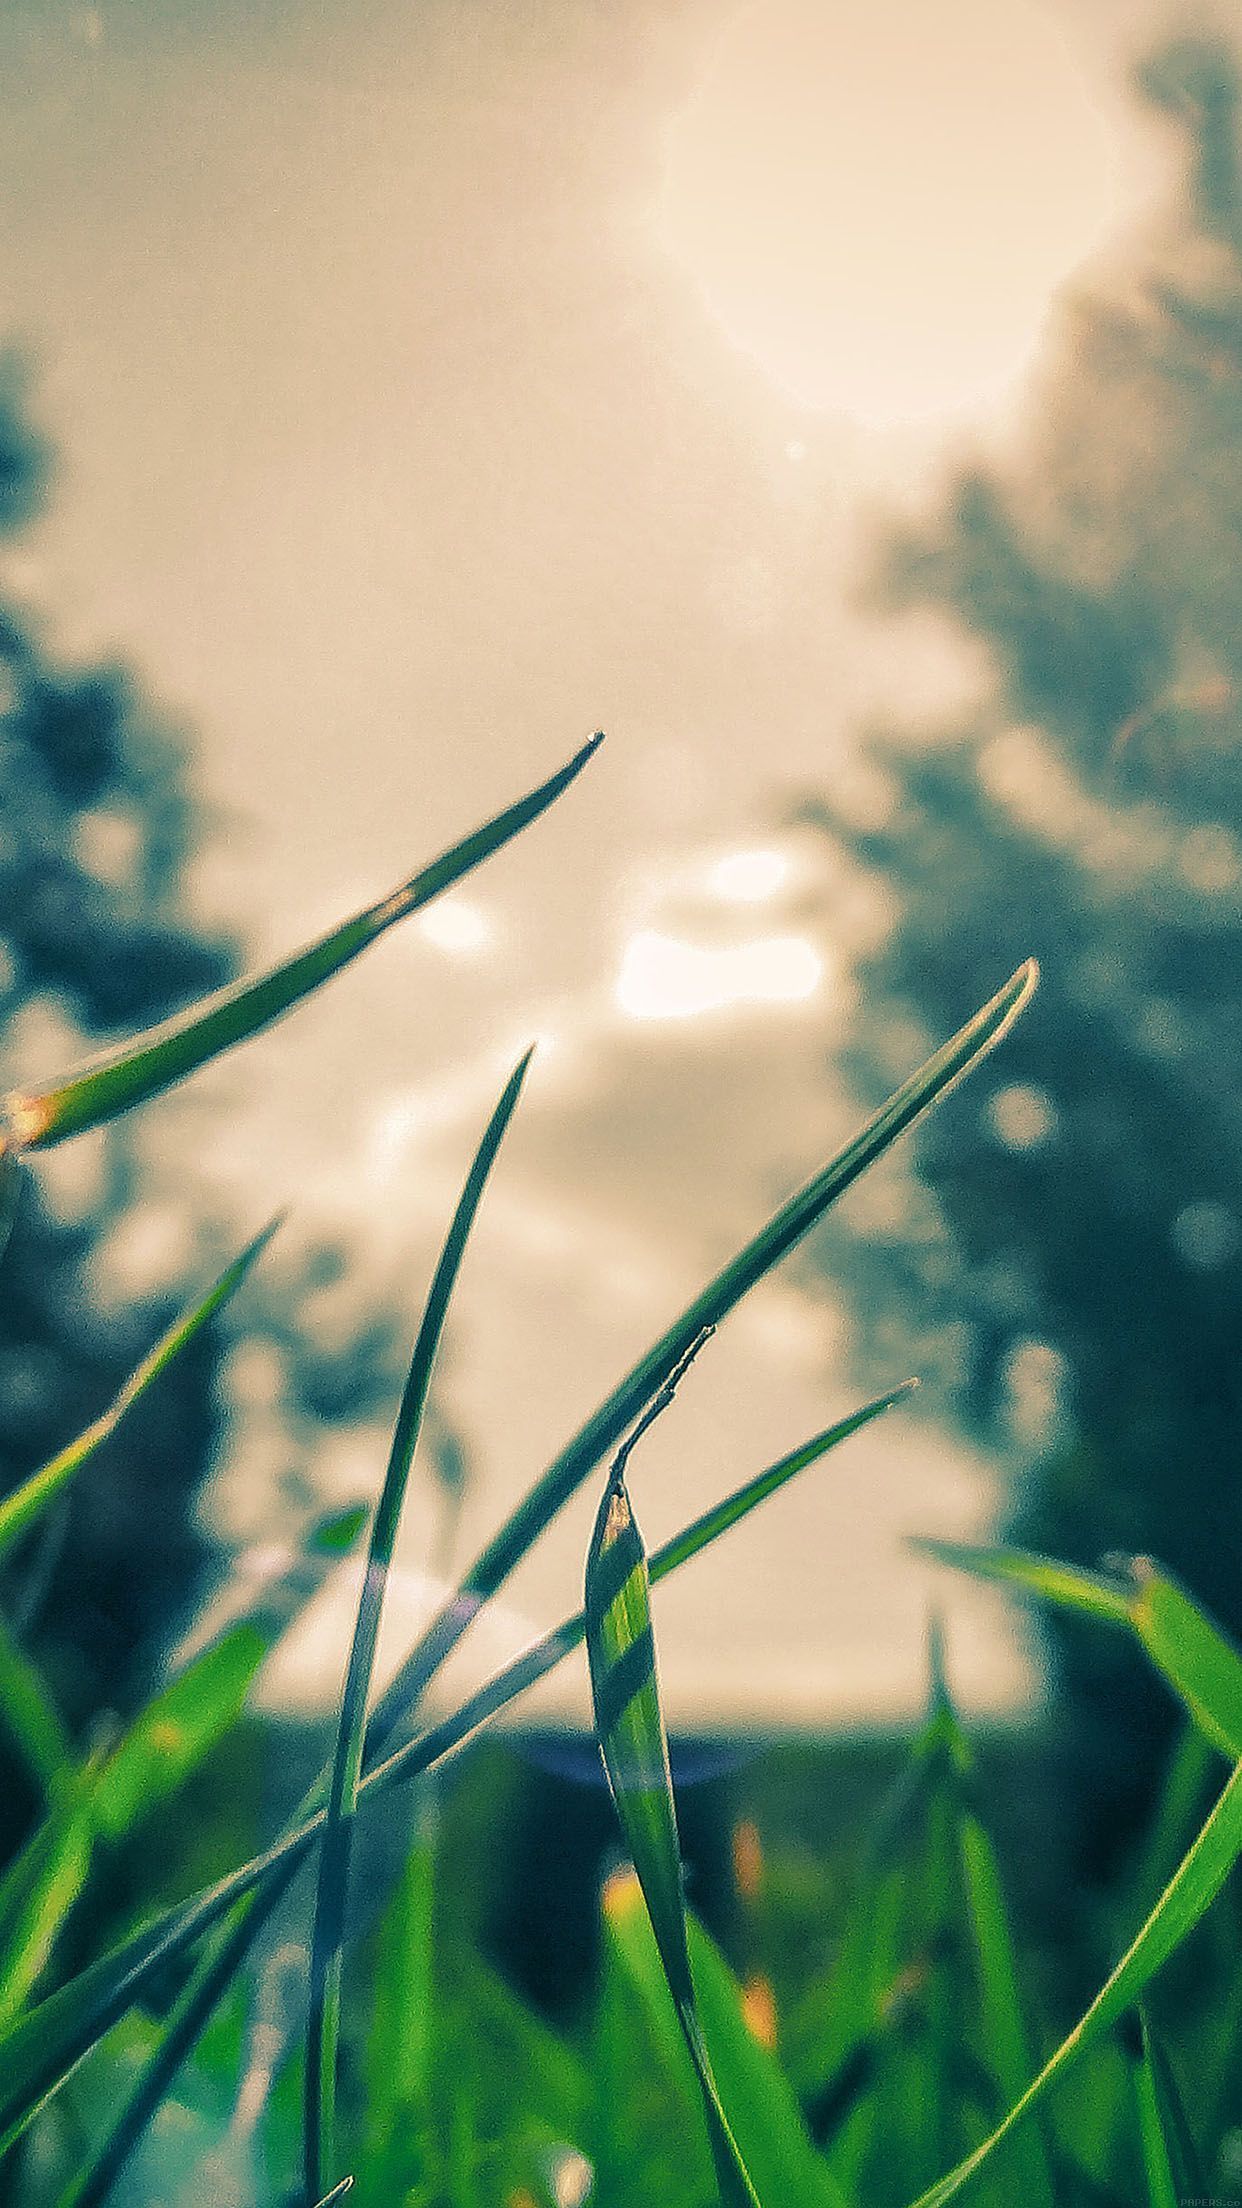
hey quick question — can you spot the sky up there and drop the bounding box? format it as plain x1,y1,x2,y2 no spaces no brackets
0,0,1203,1726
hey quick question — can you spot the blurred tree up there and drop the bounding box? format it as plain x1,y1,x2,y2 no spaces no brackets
0,363,403,1812
804,35,1242,1866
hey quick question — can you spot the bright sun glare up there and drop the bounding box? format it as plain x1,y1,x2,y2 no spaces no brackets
616,928,823,1022
659,0,1119,428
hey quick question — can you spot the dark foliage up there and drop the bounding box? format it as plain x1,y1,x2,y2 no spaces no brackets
807,35,1242,1866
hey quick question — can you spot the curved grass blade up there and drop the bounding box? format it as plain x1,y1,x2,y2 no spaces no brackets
367,962,1036,1748
5,737,601,1151
0,1217,281,1561
1125,2008,1201,2208
313,2184,353,2207
917,1540,1242,1758
0,1385,911,2161
584,1348,762,2208
305,1049,532,2205
909,1753,1242,2207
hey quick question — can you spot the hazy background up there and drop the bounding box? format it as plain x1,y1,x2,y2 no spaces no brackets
0,0,1211,1728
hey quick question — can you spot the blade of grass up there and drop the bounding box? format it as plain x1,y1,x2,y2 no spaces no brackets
305,1050,532,2205
0,1606,73,1804
0,1778,94,2033
1125,1722,1219,1923
0,1217,281,1561
604,1871,847,2208
362,1790,439,2178
90,1621,273,1846
918,1541,1242,1758
0,1150,21,1268
913,1540,1132,1626
4,737,600,1151
1128,1562,1242,1759
908,1752,1242,2207
1124,2011,1177,2208
927,1656,1056,2208
0,1384,911,2160
584,1340,762,2208
1126,2008,1202,2208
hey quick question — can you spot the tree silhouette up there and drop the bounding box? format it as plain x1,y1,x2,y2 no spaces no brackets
806,35,1242,1864
0,365,403,1821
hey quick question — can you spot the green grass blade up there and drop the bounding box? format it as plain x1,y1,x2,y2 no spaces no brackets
1126,2009,1201,2208
60,1884,289,2208
0,1781,93,2034
908,1753,1242,2207
957,1808,1056,2208
90,1622,272,1846
584,1366,762,2208
913,1540,1132,1627
0,1150,22,1268
5,738,601,1150
1127,1562,1242,1759
305,1050,532,2205
0,1607,73,1804
362,1790,439,2179
0,1217,281,1561
604,1871,847,2208
1125,2011,1178,2208
920,1541,1242,1757
919,1651,1055,2204
370,963,1035,1743
1125,1721,1218,1924
0,1386,908,2158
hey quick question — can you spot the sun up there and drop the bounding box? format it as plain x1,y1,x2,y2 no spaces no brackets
658,0,1120,429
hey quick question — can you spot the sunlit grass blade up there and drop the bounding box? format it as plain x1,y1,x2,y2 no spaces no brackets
0,1385,910,2159
913,1540,1132,1626
918,1540,1242,1758
908,1753,1242,2207
4,736,601,1150
1127,1563,1242,1758
0,1777,93,2033
0,1217,281,1561
313,2182,353,2207
362,1791,439,2183
604,1870,847,2207
1125,2008,1201,2208
305,1050,532,2205
584,1348,762,2208
368,962,1036,1745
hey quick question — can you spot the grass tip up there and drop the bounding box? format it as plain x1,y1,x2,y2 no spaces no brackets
570,729,606,773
